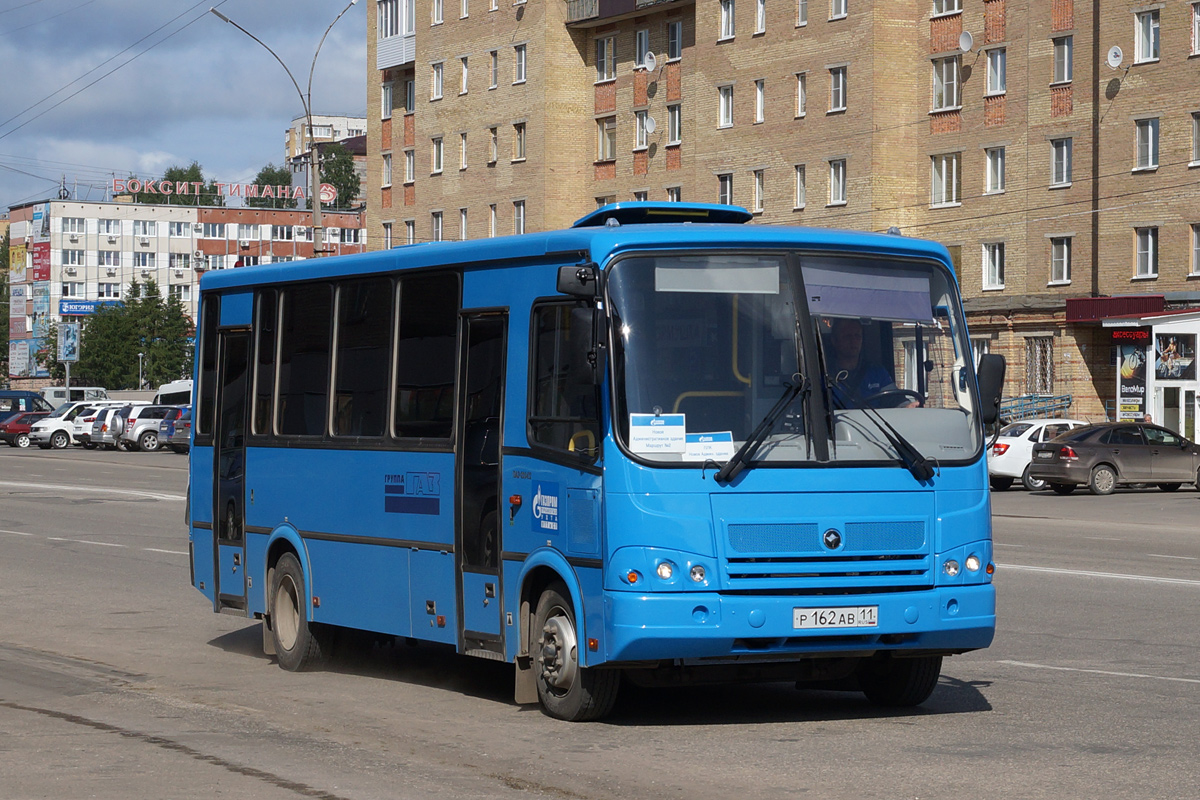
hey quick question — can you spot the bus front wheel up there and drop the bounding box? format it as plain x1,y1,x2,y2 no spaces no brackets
269,552,332,671
858,654,943,707
533,582,619,721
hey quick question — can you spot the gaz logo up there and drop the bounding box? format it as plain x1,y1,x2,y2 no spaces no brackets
531,482,560,534
384,472,441,515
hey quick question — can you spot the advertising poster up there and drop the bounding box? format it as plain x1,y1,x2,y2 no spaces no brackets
8,340,30,378
32,203,50,243
31,282,51,338
31,241,50,281
9,316,26,338
29,338,48,378
1154,333,1196,381
9,242,26,282
58,323,80,362
1116,344,1147,421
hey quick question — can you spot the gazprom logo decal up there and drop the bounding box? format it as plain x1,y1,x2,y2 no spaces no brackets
384,472,441,515
531,482,560,533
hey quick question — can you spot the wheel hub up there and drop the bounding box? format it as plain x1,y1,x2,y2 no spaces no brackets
538,615,578,690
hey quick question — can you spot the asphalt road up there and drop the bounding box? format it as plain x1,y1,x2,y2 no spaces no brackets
0,446,1196,799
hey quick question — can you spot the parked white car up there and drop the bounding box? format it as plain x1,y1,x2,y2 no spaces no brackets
989,417,1089,491
29,400,131,449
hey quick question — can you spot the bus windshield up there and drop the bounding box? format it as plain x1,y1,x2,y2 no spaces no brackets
606,251,982,467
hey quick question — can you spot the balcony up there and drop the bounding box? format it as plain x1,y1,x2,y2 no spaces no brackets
377,31,414,70
566,0,692,26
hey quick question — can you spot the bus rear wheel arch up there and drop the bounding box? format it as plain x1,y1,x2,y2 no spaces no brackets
531,581,619,721
268,551,333,671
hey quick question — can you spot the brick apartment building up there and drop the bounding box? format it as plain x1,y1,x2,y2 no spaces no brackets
366,0,1200,433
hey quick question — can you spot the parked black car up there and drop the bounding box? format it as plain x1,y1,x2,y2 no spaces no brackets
1028,422,1200,495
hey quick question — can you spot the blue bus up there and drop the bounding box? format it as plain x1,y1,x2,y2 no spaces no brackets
188,203,1005,721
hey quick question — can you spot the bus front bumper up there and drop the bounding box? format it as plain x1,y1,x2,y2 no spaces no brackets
601,584,994,664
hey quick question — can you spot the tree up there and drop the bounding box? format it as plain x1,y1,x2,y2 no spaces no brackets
127,162,224,207
317,143,361,211
247,163,298,209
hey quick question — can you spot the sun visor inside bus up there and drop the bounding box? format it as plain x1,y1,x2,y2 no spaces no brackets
801,263,933,323
655,263,780,294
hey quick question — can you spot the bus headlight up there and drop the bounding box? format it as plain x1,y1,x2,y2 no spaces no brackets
690,565,706,582
942,559,960,577
965,554,981,572
656,561,674,580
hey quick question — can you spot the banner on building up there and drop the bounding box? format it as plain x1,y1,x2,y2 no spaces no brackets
1154,333,1196,381
8,243,26,282
8,340,30,379
31,241,50,281
31,283,50,338
1116,344,1147,421
9,316,26,338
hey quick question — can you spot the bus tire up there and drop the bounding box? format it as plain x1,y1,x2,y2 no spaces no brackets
533,582,619,721
269,552,330,671
858,654,942,707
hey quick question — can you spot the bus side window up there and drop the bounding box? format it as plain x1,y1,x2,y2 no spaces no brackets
528,301,600,461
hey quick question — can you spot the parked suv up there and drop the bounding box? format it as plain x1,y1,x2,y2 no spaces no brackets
115,405,177,452
89,407,123,450
30,400,128,449
0,411,51,448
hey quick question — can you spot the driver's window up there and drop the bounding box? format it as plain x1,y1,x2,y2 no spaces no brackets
529,301,601,461
1145,427,1180,445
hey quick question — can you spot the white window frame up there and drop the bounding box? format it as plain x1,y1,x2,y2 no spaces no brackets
718,173,734,205
62,281,84,298
514,44,527,83
596,36,615,82
930,152,960,206
489,205,497,238
98,250,119,268
985,146,1005,193
405,79,416,112
1135,227,1158,278
667,104,681,145
982,242,1005,290
794,164,806,208
461,0,468,18
460,208,468,240
431,62,444,100
828,158,846,205
1192,224,1200,276
432,0,443,24
379,0,399,38
635,110,649,149
383,222,393,249
404,220,415,245
489,50,498,88
754,79,765,123
432,211,443,242
718,85,734,128
460,132,468,169
1193,3,1200,55
62,217,85,234
1192,112,1200,166
986,48,1006,95
1051,138,1073,186
62,248,84,266
1053,36,1072,83
752,169,765,212
755,0,766,33
932,56,960,110
933,0,961,14
829,66,846,112
512,122,526,161
797,0,807,25
636,29,650,68
513,200,525,234
1135,10,1160,63
668,21,683,59
383,153,393,187
489,127,499,163
405,149,415,182
720,0,736,39
432,137,444,174
98,282,120,298
381,82,394,119
830,0,846,20
1051,237,1071,284
796,72,807,116
1136,118,1159,170
460,56,469,94
667,186,682,202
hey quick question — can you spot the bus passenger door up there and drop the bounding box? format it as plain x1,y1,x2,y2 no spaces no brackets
214,330,250,612
456,312,507,657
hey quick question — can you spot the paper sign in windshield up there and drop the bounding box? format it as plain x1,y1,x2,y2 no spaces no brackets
685,431,735,460
629,413,686,453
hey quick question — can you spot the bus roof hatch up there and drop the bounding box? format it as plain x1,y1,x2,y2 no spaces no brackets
571,202,753,228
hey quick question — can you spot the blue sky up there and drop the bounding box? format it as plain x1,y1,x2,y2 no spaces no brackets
0,0,366,211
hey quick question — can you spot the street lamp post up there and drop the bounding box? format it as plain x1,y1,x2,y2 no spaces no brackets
138,352,144,390
209,1,358,257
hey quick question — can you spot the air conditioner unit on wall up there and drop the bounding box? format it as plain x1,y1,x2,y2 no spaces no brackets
107,235,118,244
173,268,184,278
193,223,203,232
141,269,151,278
193,250,204,258
106,267,117,276
69,234,79,242
138,237,150,246
65,266,77,275
239,240,250,248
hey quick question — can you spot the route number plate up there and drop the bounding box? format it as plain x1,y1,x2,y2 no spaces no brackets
793,606,878,629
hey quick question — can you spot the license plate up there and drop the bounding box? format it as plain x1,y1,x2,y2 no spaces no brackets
1036,451,1053,459
793,606,878,629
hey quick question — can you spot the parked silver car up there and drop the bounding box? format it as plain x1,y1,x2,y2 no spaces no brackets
115,405,177,452
89,407,123,450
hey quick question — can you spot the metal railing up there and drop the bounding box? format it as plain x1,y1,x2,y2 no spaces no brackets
999,394,1074,422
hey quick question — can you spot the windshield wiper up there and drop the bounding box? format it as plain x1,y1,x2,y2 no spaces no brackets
716,379,808,484
830,379,935,482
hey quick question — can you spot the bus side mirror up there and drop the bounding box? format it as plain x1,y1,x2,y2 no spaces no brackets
976,354,1006,426
558,264,600,297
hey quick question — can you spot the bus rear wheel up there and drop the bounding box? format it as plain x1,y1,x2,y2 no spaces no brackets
858,654,943,707
533,582,619,721
269,552,332,671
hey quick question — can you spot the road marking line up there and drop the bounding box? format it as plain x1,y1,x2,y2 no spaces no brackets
993,543,1024,548
143,548,187,555
1147,554,1197,560
0,480,184,502
0,529,35,536
46,538,125,548
998,660,1200,685
1001,563,1200,586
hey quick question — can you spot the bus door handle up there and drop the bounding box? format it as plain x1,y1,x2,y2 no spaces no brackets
485,583,496,604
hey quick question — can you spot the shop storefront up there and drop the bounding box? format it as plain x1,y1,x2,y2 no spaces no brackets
1102,310,1200,441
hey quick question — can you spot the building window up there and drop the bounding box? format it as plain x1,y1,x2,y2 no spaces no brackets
99,219,119,235
238,223,258,241
932,56,960,110
794,164,806,208
667,186,682,201
596,195,616,208
62,248,84,266
169,284,193,302
460,56,469,93
668,21,682,59
1053,36,1072,83
514,44,526,83
340,228,360,245
596,36,615,81
168,221,190,238
431,62,444,99
1194,4,1200,55
99,250,119,268
1136,118,1159,169
379,0,399,37
720,0,735,39
513,122,526,160
796,72,807,116
1135,227,1158,277
272,225,294,241
62,281,84,297
1192,225,1200,275
432,0,443,23
667,104,681,144
98,282,120,298
718,173,734,205
459,208,468,240
383,153,393,186
982,243,1005,290
797,0,807,24
1026,337,1054,394
133,252,155,268
635,111,649,149
1051,138,1072,185
432,137,444,173
202,222,224,239
513,200,525,234
985,146,1005,193
489,50,498,88
752,169,765,212
461,0,468,17
1051,237,1071,283
489,127,498,163
489,204,497,237
405,149,415,182
828,158,846,205
933,0,961,13
930,152,960,205
755,0,766,33
1135,10,1160,63
381,82,393,119
633,191,649,202
133,220,156,237
432,211,443,241
460,133,468,169
62,217,85,234
830,0,846,20
986,48,1006,94
1192,112,1200,165
754,79,765,122
718,85,734,127
829,66,846,112
636,29,650,67
405,79,415,112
